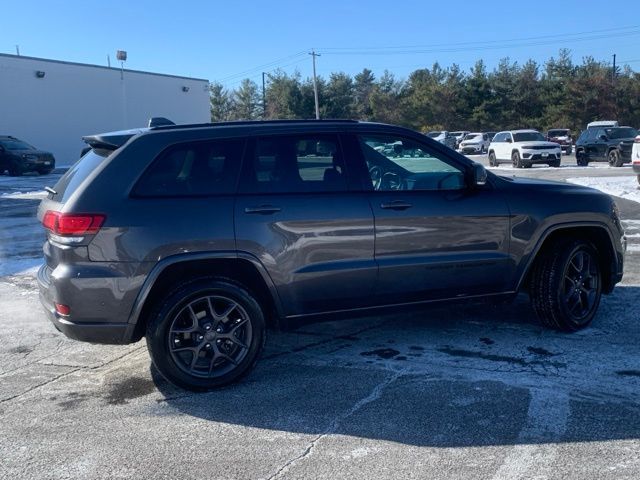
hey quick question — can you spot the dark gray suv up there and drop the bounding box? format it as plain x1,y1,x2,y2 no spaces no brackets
37,120,626,391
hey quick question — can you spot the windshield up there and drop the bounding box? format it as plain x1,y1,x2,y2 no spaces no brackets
548,130,569,137
513,132,545,142
426,131,442,138
464,134,481,141
0,138,35,150
606,127,638,139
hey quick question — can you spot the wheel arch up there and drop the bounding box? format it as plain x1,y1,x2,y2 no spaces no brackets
517,224,619,295
125,252,284,342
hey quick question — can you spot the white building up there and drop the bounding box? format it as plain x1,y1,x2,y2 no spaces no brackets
0,53,210,165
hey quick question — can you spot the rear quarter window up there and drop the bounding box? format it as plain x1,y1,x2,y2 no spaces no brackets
133,139,244,197
51,150,110,202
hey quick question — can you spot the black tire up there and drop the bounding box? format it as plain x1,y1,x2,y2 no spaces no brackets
529,239,602,331
146,278,266,391
38,168,53,175
637,174,640,186
512,151,523,168
608,149,623,167
7,164,23,176
565,145,572,155
488,151,498,167
549,159,561,168
576,151,588,166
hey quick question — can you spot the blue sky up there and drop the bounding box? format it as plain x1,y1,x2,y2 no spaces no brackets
4,0,639,88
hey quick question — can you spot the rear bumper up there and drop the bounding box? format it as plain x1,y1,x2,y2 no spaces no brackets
37,263,132,344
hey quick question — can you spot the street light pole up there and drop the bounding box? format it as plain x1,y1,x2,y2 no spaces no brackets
310,50,321,119
262,72,267,119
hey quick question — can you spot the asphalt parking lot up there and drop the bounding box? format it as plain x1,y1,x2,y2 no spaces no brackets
1,156,639,479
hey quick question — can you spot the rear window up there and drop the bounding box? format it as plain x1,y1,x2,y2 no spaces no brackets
133,139,244,197
50,150,110,202
548,130,569,136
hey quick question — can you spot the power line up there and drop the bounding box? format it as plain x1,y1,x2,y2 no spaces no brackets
214,51,307,83
319,25,640,52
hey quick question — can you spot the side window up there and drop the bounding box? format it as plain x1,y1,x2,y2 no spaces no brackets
493,133,504,143
133,139,243,197
359,135,465,192
244,135,347,193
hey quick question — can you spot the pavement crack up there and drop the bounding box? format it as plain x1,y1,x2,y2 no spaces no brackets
266,368,405,480
0,367,81,404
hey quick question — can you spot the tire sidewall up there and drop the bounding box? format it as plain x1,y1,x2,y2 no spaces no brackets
147,279,266,391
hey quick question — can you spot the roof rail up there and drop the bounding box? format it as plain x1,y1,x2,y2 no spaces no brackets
150,119,360,131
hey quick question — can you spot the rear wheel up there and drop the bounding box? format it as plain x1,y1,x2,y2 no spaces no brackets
512,151,524,168
565,145,572,155
608,149,623,167
146,278,266,391
549,159,561,168
530,239,602,331
488,152,498,167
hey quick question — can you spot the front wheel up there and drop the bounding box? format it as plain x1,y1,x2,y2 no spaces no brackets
576,151,588,166
608,149,623,167
7,164,23,176
565,146,572,155
488,152,498,167
146,278,266,391
529,240,602,331
512,151,524,168
549,159,561,168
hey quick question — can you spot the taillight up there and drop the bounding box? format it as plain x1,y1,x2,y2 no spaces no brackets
42,211,105,236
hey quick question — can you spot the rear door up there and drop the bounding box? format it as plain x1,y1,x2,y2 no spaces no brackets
234,133,376,316
355,132,512,304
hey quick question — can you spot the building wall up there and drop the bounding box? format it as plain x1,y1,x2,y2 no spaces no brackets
0,54,210,166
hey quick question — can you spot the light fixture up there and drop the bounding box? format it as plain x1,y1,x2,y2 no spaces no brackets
35,71,45,78
182,86,190,92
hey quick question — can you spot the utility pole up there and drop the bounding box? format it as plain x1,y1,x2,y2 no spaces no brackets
612,53,616,84
309,49,321,120
262,72,267,119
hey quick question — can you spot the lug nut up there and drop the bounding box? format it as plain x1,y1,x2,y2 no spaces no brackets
197,334,204,341
216,328,222,333
205,324,212,331
205,343,211,349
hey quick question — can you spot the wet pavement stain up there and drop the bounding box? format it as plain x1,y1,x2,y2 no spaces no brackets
527,346,556,356
437,346,566,369
360,348,400,360
409,346,425,351
616,370,640,377
337,335,360,341
479,338,495,345
58,392,90,410
395,356,408,361
9,345,33,354
105,377,156,405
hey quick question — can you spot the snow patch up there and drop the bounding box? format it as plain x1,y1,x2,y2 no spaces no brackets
566,176,640,204
1,190,47,200
0,258,42,277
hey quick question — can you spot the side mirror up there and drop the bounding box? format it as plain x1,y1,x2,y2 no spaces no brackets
471,163,487,187
505,137,512,143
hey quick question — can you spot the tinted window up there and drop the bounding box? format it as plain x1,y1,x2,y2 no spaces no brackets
513,132,545,142
0,138,34,150
51,150,109,202
548,129,569,137
243,135,347,193
359,135,465,191
493,133,505,142
134,139,244,197
606,127,638,139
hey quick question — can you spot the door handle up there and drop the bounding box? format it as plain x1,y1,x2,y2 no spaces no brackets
244,205,282,215
380,201,413,210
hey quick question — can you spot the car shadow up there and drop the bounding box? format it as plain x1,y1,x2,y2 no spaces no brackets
152,286,640,448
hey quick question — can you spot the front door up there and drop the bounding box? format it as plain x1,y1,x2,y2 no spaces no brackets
234,133,376,317
354,133,513,305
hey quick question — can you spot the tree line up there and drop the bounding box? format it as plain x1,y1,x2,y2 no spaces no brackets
210,49,640,134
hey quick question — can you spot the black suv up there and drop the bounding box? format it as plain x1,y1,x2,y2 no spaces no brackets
0,136,56,176
37,120,626,391
575,126,638,166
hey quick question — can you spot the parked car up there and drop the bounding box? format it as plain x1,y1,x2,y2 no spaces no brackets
632,134,640,185
458,132,491,154
546,128,573,154
575,126,638,167
0,135,55,176
488,130,562,168
38,119,625,391
425,130,457,150
450,131,470,149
